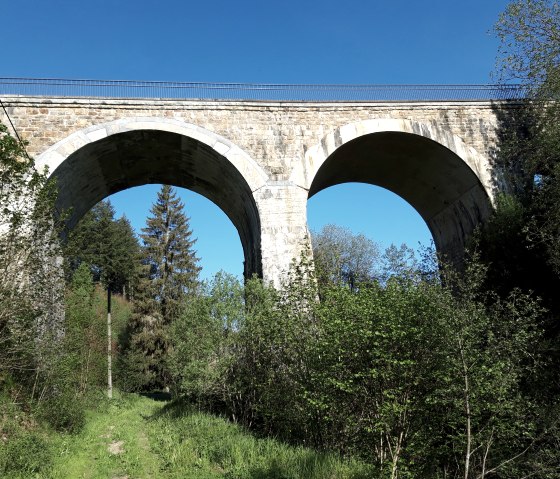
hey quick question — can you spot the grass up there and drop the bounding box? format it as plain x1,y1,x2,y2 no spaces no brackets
40,392,374,478
47,391,162,479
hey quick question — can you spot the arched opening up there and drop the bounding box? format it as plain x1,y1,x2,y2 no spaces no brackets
307,128,493,265
307,182,432,250
108,185,244,280
38,119,265,278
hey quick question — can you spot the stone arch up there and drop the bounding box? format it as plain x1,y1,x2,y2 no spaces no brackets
37,117,269,277
296,119,495,263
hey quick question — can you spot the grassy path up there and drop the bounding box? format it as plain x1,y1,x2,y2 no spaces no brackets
49,394,163,479
46,393,374,479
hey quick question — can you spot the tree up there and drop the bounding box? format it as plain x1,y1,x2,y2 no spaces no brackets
482,2,560,322
64,201,140,296
311,224,380,290
64,200,140,397
416,262,550,478
494,0,560,93
250,257,553,477
167,271,245,405
120,185,201,391
493,0,560,259
140,184,201,322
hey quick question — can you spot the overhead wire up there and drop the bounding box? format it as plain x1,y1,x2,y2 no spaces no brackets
0,97,64,221
0,97,32,162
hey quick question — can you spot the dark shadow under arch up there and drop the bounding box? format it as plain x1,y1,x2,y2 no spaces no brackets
52,129,262,278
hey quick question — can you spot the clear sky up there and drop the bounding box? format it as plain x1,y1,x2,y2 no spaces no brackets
2,0,512,279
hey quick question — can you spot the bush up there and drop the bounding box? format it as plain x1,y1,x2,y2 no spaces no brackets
36,391,86,433
0,431,52,476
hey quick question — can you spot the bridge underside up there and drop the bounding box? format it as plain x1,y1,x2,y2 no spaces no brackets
309,132,493,264
52,129,493,282
53,130,262,278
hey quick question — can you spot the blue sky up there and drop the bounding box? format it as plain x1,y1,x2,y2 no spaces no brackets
2,0,512,279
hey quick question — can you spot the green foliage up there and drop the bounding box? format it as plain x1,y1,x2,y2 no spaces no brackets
140,184,201,322
487,3,560,403
64,200,140,295
119,308,169,391
311,225,425,295
0,430,52,476
312,224,380,290
36,391,86,433
63,264,97,393
29,274,132,433
494,0,560,92
491,1,560,283
165,251,557,477
0,120,64,391
167,272,244,405
0,120,85,469
119,185,201,391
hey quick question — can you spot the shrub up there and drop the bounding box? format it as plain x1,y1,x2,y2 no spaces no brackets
36,390,86,433
0,431,52,476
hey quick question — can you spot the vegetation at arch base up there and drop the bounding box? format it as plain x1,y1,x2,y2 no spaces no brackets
0,119,86,473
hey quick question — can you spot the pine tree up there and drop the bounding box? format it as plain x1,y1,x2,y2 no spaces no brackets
119,185,201,391
140,185,201,322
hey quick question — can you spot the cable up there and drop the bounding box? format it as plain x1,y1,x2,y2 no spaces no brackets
0,97,32,162
0,97,64,220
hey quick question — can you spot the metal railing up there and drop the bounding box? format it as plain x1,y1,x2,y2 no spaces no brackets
0,77,525,102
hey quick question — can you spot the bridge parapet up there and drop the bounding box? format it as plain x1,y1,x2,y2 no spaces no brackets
0,77,525,102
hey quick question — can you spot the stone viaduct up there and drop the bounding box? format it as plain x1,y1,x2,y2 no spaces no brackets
0,80,522,285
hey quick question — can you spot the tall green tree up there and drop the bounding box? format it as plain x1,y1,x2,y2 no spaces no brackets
120,185,201,391
64,200,141,397
140,184,201,322
64,201,140,295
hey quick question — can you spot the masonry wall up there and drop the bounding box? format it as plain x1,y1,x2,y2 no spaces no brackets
0,96,520,284
1,97,513,175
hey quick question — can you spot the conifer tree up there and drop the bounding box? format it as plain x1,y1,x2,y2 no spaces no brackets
64,201,140,295
140,185,201,322
119,185,201,391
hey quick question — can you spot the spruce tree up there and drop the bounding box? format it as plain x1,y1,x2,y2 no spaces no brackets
140,184,201,322
64,201,140,295
120,185,201,391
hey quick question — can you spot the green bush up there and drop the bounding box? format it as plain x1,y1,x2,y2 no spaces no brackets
36,391,86,433
0,431,52,476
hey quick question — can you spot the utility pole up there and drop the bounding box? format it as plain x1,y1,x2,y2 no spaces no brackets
107,287,113,399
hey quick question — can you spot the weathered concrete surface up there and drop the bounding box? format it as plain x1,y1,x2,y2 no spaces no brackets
0,96,518,284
